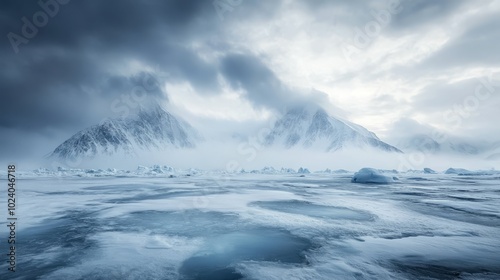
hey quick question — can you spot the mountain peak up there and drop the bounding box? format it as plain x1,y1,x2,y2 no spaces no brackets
266,105,401,153
51,104,201,160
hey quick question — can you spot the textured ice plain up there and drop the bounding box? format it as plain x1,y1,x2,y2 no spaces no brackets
1,173,500,279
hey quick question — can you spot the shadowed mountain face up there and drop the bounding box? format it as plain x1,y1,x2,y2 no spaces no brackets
265,106,402,153
51,104,201,159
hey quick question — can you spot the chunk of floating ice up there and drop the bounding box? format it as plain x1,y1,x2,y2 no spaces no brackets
351,168,397,184
445,168,471,175
298,167,311,174
423,168,437,174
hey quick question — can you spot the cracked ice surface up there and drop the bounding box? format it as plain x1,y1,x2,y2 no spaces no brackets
1,173,500,279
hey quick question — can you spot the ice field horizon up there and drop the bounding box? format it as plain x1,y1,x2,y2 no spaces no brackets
2,168,499,279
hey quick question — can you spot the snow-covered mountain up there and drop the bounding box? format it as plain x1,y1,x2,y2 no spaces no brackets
395,134,494,156
485,141,500,160
51,104,201,159
264,106,402,152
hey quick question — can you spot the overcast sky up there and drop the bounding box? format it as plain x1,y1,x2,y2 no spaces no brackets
1,0,499,161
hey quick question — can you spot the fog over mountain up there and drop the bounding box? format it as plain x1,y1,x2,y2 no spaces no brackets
51,103,201,160
264,106,402,153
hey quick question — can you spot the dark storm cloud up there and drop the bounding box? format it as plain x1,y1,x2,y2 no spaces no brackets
0,46,171,130
6,0,474,136
0,49,99,130
0,0,222,132
1,0,214,50
220,53,291,110
0,0,295,158
220,52,330,112
1,0,499,161
0,0,238,159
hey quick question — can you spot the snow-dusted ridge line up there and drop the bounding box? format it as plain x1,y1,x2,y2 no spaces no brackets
264,106,402,153
50,103,201,160
49,103,402,161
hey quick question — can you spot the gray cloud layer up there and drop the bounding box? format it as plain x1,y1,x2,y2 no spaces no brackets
1,0,499,161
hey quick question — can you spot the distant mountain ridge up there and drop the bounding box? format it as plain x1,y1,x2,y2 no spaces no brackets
264,106,402,152
51,103,402,160
395,134,500,158
51,104,201,159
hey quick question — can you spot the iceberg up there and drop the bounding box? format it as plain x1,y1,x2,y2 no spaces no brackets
280,167,297,173
351,168,397,184
423,168,437,174
445,168,471,175
298,167,311,174
445,168,499,176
